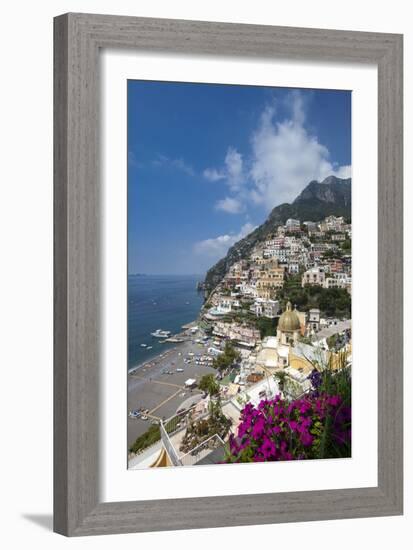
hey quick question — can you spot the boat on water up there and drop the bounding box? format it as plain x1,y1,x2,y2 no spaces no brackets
140,343,147,348
147,346,153,350
151,329,171,338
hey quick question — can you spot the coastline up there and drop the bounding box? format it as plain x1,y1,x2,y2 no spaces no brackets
128,317,201,374
127,275,209,447
128,274,205,370
127,325,216,448
128,345,179,375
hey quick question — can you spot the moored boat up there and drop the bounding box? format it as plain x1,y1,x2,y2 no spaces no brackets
151,329,171,338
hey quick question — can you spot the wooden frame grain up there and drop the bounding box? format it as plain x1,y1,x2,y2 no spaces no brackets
54,13,403,536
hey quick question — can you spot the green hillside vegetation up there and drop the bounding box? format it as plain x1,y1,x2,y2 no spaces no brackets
254,317,278,339
129,424,160,454
341,239,351,252
322,249,343,260
277,274,351,318
129,415,180,455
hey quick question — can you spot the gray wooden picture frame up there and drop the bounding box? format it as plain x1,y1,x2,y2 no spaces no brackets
54,13,403,537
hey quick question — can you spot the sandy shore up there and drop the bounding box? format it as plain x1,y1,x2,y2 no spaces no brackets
127,338,217,447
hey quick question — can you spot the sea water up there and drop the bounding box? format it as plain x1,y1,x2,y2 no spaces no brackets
128,274,204,371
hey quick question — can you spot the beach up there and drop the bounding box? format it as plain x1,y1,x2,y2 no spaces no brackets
127,274,213,447
127,338,217,447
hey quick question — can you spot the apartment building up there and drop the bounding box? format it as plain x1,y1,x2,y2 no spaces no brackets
301,266,326,287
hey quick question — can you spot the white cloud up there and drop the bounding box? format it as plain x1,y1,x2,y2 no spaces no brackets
203,168,225,182
204,91,351,214
204,147,247,214
172,158,195,176
194,222,255,260
128,151,145,169
287,89,306,126
224,147,244,191
215,197,244,214
334,164,352,179
152,154,195,176
250,92,351,207
203,147,245,191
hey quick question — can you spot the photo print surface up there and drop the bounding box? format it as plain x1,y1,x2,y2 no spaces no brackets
127,81,352,469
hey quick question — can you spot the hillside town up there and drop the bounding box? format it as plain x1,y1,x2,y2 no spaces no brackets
128,214,352,468
200,214,351,395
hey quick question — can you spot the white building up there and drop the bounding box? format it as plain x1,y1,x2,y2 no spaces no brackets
286,218,301,232
264,248,288,262
320,215,346,232
237,282,258,297
303,221,318,232
264,237,284,248
302,266,326,287
323,273,351,290
221,297,240,309
287,262,300,274
308,308,320,332
250,298,280,319
263,300,280,318
250,252,263,262
331,233,346,241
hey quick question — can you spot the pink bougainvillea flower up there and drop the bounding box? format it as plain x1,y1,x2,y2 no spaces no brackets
227,390,351,463
328,395,341,407
251,417,265,439
300,432,314,447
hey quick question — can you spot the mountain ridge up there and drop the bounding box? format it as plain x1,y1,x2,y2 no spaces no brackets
204,175,351,289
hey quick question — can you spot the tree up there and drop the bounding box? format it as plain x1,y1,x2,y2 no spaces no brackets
129,424,161,454
198,374,219,396
322,248,342,260
278,282,351,318
341,239,351,252
255,317,277,339
274,370,287,393
213,341,241,372
223,341,241,363
241,300,253,311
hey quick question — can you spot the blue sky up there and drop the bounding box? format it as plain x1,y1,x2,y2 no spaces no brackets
128,81,351,275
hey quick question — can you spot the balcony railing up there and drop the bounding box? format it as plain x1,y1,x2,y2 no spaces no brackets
159,398,234,467
179,434,226,467
159,421,181,466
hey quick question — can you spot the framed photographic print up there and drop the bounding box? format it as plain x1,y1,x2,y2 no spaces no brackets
54,13,403,536
126,81,353,470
